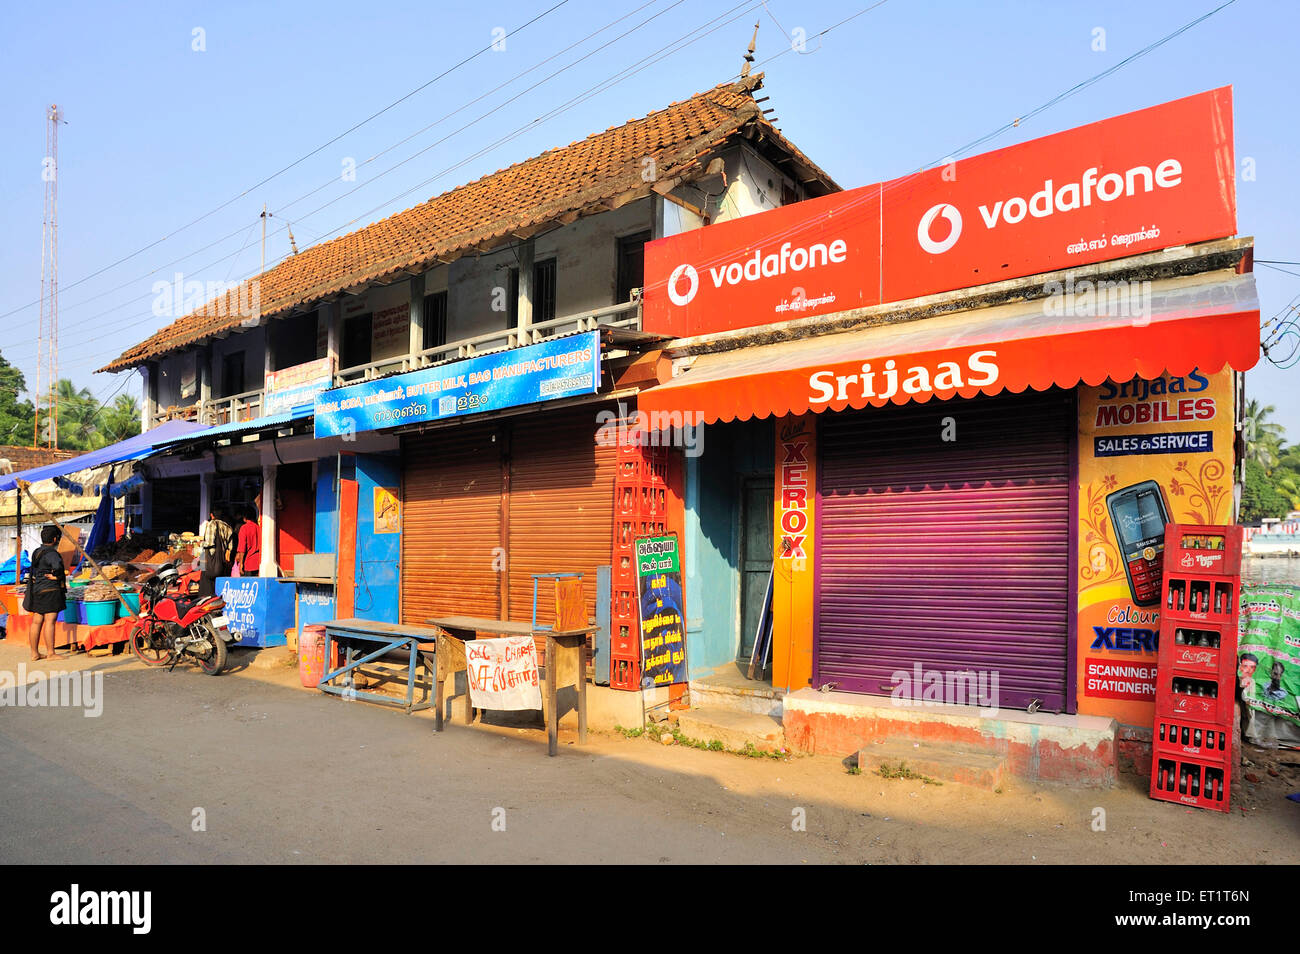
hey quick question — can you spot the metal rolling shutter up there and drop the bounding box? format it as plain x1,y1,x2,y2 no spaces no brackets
506,405,616,629
401,425,504,624
817,390,1072,712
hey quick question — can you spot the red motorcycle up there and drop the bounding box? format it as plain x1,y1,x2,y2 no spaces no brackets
128,564,238,675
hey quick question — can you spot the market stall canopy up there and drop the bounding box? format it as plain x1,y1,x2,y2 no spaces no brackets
638,271,1260,424
0,419,205,492
150,404,313,450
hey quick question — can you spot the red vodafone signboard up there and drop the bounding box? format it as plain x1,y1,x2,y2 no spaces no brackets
644,87,1237,338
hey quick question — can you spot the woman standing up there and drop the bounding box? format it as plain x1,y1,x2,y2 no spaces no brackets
23,525,68,661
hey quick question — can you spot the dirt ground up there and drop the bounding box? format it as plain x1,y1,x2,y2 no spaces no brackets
0,638,1296,864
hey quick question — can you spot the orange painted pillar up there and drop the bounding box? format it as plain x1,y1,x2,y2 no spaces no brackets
336,477,359,619
771,414,816,693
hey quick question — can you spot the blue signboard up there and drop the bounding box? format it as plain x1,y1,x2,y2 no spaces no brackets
216,577,296,648
313,331,601,437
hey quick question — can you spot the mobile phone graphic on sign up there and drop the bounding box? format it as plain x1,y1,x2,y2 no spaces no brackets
1105,480,1170,606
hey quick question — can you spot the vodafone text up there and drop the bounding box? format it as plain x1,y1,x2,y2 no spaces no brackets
808,350,998,404
918,159,1183,256
668,239,847,306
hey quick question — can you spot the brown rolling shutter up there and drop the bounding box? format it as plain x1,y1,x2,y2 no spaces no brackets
401,424,504,624
507,405,616,629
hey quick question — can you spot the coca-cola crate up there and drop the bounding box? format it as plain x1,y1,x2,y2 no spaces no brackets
1161,575,1239,624
1153,716,1230,763
611,624,639,658
1158,623,1234,678
609,655,640,690
1164,523,1243,577
1154,669,1234,723
1150,754,1231,813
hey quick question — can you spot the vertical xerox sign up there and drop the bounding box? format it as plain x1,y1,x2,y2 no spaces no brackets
643,86,1236,338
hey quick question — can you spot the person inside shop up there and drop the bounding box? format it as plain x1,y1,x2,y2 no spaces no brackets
23,524,68,661
234,505,261,576
199,507,234,597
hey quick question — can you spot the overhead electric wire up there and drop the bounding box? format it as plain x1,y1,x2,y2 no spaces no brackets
0,0,573,323
3,0,693,359
18,0,1240,373
21,0,763,366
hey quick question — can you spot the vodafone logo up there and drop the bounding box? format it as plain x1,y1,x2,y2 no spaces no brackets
668,263,699,306
917,203,962,254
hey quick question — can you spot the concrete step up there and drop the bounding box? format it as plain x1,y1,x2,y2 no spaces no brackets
676,707,784,752
858,740,1007,791
689,678,784,718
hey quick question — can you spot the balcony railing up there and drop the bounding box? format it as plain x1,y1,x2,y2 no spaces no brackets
202,388,264,426
159,294,642,431
333,295,641,386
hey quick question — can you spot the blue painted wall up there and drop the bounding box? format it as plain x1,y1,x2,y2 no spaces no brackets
314,456,339,555
352,453,402,623
684,420,773,679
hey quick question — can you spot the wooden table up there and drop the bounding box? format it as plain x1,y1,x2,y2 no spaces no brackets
320,618,440,713
426,615,594,756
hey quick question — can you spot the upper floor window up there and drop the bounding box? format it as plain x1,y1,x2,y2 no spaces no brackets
341,313,372,369
423,291,448,351
617,231,650,304
220,351,245,398
509,258,557,326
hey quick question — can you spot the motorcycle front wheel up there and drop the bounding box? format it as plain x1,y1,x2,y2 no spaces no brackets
192,620,228,676
129,620,173,667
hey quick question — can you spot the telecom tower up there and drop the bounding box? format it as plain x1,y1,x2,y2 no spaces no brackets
35,103,62,449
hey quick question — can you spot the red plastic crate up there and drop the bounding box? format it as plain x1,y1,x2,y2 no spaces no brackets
1150,754,1231,812
1159,622,1233,677
1153,716,1231,763
609,656,640,690
1160,575,1239,623
1163,523,1243,577
1154,669,1234,723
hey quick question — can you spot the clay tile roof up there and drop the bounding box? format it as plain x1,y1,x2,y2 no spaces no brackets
100,74,837,373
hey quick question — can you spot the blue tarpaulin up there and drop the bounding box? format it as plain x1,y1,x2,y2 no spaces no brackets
0,551,30,578
78,477,116,569
0,419,204,492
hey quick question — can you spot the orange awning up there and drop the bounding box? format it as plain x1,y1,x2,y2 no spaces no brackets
639,272,1260,423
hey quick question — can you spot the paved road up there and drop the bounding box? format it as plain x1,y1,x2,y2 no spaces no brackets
2,642,1296,865
0,645,849,864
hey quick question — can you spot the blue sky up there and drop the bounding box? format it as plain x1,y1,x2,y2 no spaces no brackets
1,0,1296,433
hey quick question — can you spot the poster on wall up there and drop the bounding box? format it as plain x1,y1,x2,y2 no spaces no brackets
465,636,542,710
371,304,410,358
373,487,400,533
1238,583,1300,729
636,533,687,687
1076,367,1236,724
265,357,334,415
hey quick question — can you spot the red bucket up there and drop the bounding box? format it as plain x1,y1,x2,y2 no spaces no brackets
298,624,338,689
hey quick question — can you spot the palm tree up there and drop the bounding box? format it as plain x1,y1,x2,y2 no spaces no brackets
1243,399,1284,470
100,394,142,444
52,379,101,450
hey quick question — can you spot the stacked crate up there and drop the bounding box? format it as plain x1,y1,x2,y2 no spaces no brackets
609,431,669,690
1149,523,1243,813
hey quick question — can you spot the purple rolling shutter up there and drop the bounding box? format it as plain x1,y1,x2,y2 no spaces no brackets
816,390,1072,712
